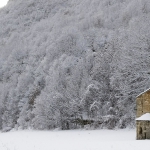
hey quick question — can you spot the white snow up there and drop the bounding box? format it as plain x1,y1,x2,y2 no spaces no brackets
0,129,149,150
0,0,8,8
136,113,150,121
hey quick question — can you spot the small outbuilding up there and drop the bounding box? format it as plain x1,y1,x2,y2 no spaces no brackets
136,113,150,139
136,88,150,140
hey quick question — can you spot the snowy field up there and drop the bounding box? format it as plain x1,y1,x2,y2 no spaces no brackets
0,129,149,150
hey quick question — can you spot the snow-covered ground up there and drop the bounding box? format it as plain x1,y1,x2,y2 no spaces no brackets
0,129,149,150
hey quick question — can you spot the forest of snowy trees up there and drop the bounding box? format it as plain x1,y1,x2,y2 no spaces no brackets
0,0,150,131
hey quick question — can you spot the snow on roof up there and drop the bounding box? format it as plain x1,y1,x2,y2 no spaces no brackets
136,88,150,98
136,113,150,121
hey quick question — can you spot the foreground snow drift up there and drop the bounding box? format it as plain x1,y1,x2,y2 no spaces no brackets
0,129,149,150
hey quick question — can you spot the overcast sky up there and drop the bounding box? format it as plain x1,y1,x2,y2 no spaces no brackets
0,0,9,8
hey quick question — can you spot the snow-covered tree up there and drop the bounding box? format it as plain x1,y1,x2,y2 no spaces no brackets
0,0,150,130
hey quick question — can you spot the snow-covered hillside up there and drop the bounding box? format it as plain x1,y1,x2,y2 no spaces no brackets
0,0,150,130
0,129,149,150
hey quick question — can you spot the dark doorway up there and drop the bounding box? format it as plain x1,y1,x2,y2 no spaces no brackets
139,127,142,134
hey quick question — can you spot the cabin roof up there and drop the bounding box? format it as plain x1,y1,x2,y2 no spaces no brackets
136,113,150,121
136,88,150,98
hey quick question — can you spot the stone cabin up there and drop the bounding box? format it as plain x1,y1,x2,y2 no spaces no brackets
136,88,150,140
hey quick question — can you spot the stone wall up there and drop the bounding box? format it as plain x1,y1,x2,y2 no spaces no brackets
136,121,150,140
136,90,150,118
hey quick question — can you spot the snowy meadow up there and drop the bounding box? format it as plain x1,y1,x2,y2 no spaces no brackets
0,129,149,150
